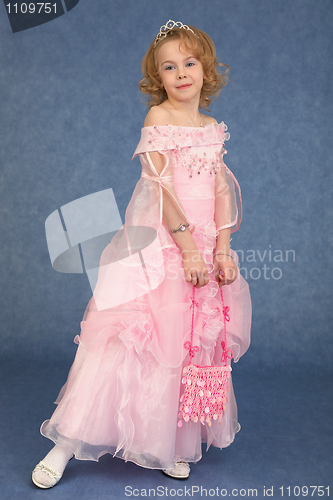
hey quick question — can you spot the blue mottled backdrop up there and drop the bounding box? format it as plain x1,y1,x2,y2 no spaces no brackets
1,0,332,367
0,1,332,499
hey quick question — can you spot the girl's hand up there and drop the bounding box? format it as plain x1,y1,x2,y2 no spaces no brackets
182,250,209,288
213,253,238,287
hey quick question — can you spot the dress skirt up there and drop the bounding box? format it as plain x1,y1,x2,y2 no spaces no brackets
41,219,251,470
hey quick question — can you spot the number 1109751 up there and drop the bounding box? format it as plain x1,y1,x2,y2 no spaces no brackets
6,3,57,15
279,486,329,496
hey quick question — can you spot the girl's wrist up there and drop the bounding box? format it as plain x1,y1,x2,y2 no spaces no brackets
213,251,233,260
170,222,189,234
182,248,200,257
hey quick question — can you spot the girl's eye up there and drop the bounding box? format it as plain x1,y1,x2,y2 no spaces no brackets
164,65,175,71
186,62,195,67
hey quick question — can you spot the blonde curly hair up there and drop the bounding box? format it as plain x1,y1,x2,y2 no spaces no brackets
139,25,229,110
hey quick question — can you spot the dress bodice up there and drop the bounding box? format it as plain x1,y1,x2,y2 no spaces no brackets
132,122,241,235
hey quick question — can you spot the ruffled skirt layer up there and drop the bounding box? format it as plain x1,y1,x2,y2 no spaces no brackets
41,221,251,470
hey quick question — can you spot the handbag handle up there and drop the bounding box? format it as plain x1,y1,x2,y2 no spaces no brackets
184,285,234,366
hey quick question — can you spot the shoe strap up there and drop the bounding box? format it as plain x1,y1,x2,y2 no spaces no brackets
33,461,62,479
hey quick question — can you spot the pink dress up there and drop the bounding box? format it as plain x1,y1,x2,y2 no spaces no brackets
41,122,251,470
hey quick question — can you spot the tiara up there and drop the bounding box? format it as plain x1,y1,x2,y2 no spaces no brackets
153,20,196,48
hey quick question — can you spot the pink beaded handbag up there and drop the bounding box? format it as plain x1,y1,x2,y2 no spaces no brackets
178,285,233,428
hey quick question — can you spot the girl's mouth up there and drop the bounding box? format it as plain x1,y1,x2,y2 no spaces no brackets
177,84,191,89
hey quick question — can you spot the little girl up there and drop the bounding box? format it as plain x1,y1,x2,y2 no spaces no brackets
32,20,251,488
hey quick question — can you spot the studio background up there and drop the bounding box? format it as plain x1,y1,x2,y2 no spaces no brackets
0,1,332,499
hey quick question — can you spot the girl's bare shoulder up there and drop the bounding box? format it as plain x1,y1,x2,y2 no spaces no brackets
144,104,173,127
200,114,218,126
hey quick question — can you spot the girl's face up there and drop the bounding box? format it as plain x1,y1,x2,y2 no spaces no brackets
155,39,204,105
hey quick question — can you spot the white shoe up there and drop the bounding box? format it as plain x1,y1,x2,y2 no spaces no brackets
163,461,190,479
32,461,63,489
32,451,74,489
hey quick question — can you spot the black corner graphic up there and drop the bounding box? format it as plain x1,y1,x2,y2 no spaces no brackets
64,0,79,13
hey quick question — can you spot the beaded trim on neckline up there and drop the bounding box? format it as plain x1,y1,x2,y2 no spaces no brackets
141,122,219,131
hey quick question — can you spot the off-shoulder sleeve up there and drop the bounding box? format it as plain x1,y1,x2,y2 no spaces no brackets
132,126,193,157
214,136,242,233
214,157,242,233
128,148,194,235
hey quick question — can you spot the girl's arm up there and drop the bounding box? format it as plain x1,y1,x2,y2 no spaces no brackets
214,227,237,287
213,155,238,287
148,148,209,289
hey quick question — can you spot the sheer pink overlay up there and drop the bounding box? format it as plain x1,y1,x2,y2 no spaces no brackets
41,122,251,470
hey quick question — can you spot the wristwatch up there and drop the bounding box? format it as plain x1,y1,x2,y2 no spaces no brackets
170,223,189,234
